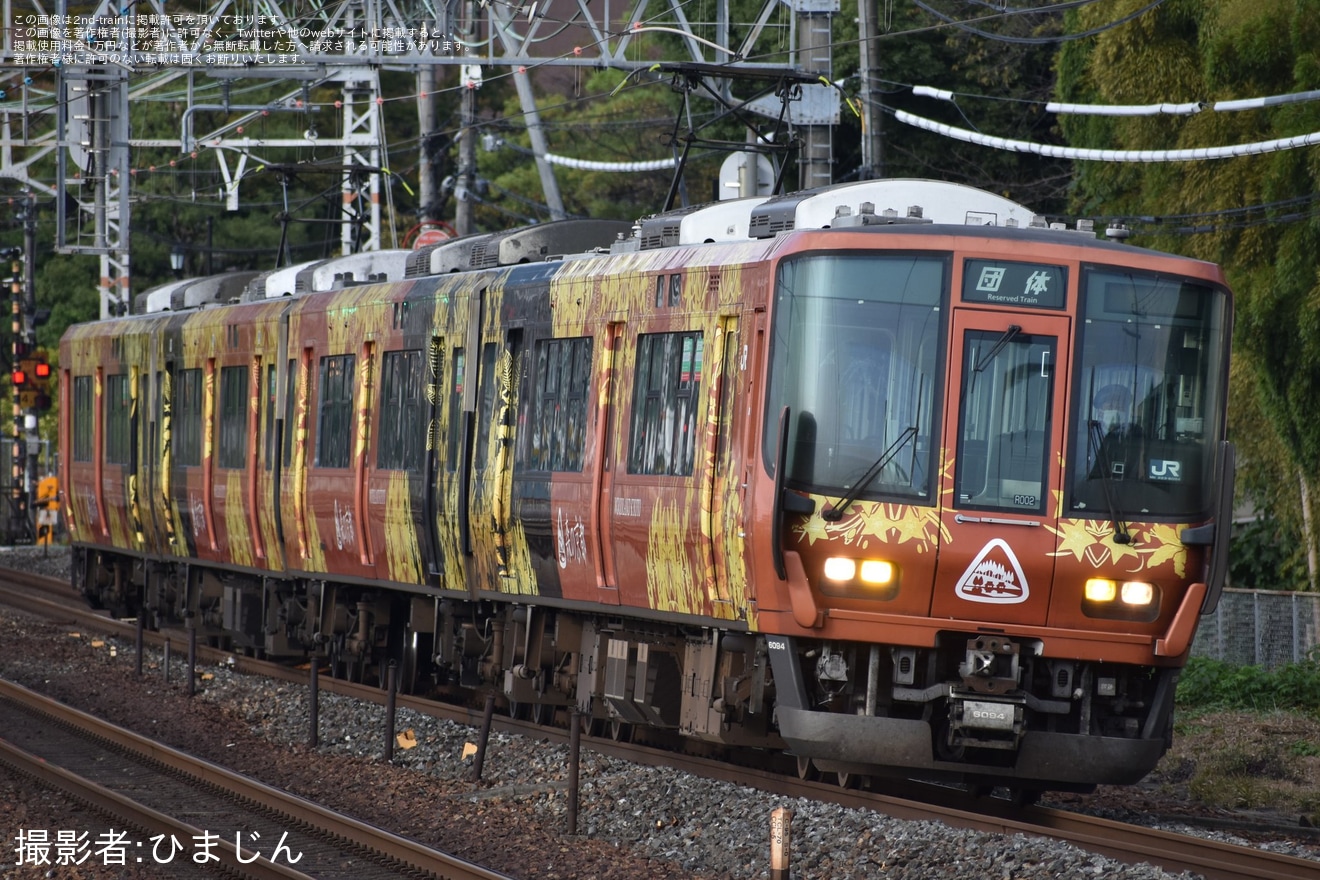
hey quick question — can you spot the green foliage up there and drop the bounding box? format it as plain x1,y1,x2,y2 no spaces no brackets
476,68,714,225
1230,514,1307,590
849,2,1073,213
1177,655,1320,712
1058,0,1320,586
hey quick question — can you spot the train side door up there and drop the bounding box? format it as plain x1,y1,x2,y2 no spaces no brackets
931,309,1070,626
702,313,743,616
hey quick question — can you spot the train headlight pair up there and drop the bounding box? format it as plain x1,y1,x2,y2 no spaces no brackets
1083,578,1159,621
824,557,894,584
821,557,898,598
1085,578,1154,605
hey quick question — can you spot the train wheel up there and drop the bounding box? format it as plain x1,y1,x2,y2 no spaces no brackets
1011,788,1040,808
530,703,551,726
836,771,859,790
609,720,632,742
795,756,818,781
506,700,525,720
328,642,343,680
398,642,418,695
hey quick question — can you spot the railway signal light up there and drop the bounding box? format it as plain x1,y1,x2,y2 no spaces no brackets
13,358,34,388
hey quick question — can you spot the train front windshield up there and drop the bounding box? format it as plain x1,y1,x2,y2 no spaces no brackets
764,254,946,500
764,254,1230,522
1070,267,1230,519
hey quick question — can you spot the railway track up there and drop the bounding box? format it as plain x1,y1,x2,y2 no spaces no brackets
2,566,1318,880
0,676,513,880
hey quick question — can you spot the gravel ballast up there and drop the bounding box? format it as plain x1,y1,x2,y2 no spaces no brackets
0,546,1286,879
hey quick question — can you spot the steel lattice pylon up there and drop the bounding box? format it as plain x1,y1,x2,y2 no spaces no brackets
2,0,837,318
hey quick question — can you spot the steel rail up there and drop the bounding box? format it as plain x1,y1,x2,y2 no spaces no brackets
0,677,513,880
3,567,1318,880
0,737,316,880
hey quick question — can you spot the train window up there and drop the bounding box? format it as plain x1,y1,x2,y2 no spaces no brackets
104,373,131,465
654,276,665,309
446,349,465,472
72,376,94,462
955,330,1054,513
475,334,521,471
524,336,592,472
316,354,356,468
628,331,703,477
263,364,277,470
378,349,425,472
669,274,682,307
764,254,946,500
217,365,249,469
174,368,203,467
281,359,297,469
1069,267,1230,517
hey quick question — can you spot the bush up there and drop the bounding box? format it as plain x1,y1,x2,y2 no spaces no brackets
1177,655,1320,713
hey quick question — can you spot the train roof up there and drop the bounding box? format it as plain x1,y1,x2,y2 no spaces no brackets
133,179,1199,316
135,271,260,314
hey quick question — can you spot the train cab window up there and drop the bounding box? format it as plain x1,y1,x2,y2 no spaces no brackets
316,354,356,468
1069,268,1230,518
628,331,703,477
523,336,592,472
764,254,945,501
955,330,1054,513
378,349,425,472
72,375,94,462
174,368,203,467
104,373,131,465
217,365,249,469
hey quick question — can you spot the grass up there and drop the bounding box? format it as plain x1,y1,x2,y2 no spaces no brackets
1162,656,1320,819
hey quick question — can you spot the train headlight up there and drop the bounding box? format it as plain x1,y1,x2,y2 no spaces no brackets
823,557,856,581
1084,578,1117,602
1120,581,1156,606
859,560,895,585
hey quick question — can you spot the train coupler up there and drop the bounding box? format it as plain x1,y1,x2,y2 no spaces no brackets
957,636,1021,695
947,691,1025,751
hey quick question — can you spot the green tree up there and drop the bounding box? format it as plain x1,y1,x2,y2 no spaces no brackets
1058,0,1320,589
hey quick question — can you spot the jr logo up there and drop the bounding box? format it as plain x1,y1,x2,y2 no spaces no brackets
1148,459,1181,481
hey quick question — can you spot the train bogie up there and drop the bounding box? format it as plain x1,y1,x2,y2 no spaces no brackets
60,180,1234,791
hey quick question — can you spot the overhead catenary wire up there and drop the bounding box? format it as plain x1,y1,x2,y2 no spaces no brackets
894,108,1320,162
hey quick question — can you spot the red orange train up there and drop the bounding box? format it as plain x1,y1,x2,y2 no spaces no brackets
60,179,1235,795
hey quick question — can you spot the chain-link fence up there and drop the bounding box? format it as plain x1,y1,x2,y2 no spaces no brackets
1192,588,1320,669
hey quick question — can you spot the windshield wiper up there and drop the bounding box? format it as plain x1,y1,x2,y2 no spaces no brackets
822,426,918,521
1088,419,1132,544
973,325,1022,373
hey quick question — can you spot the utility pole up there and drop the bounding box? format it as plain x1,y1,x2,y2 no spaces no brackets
418,66,440,223
797,0,836,190
4,242,23,543
454,63,480,237
21,193,37,497
4,192,37,544
857,0,883,180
